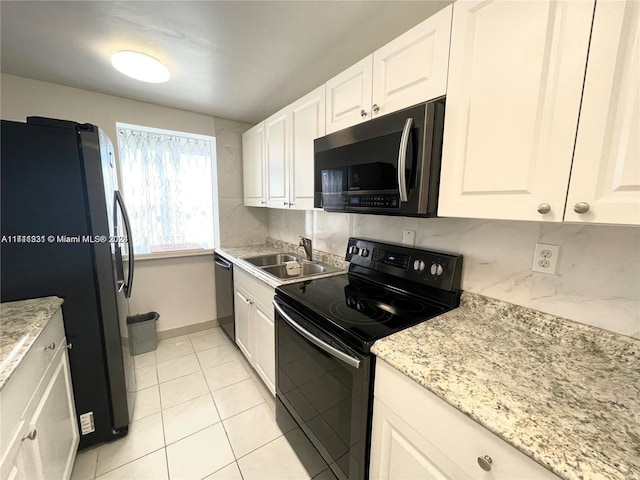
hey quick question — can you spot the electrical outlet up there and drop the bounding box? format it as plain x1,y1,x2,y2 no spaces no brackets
402,229,415,246
531,243,560,274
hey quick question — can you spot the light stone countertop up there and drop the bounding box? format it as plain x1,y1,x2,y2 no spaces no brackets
0,296,64,390
216,240,347,288
371,291,640,480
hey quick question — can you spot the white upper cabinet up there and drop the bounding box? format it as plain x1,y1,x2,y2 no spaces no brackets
438,0,595,222
240,84,326,209
564,0,640,225
288,85,326,210
326,7,452,134
265,109,289,208
325,56,373,134
371,4,452,119
242,122,266,207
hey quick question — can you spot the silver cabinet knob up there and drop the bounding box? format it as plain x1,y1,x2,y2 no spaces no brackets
260,201,266,205
537,203,551,214
21,430,37,442
44,342,56,351
477,455,493,472
283,202,289,206
289,202,295,207
360,109,368,117
64,343,73,350
573,202,590,214
372,104,380,114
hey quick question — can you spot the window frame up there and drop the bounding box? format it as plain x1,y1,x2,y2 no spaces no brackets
115,121,220,259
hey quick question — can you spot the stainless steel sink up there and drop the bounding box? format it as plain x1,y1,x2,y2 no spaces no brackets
262,261,341,279
243,253,301,267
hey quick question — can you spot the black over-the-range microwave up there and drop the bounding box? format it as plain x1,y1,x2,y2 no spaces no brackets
314,97,445,217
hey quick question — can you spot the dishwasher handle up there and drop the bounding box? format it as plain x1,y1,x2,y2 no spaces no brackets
214,256,232,270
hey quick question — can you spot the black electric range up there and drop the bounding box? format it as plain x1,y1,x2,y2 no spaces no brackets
274,237,463,480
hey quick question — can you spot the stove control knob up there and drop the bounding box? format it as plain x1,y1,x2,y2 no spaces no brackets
348,245,360,255
360,248,370,257
413,259,425,272
430,263,444,277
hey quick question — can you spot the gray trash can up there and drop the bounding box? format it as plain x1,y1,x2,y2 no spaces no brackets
127,312,159,355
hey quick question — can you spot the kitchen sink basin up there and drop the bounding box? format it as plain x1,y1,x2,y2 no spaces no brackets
243,253,301,267
262,261,342,279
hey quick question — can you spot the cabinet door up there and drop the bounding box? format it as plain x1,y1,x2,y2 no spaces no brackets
234,284,253,362
242,122,266,207
288,85,326,210
438,0,594,222
0,421,40,480
325,56,373,134
265,110,289,208
371,399,470,480
253,301,275,396
565,0,640,225
372,5,452,118
27,345,78,480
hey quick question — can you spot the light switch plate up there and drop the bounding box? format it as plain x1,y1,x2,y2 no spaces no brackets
402,229,416,246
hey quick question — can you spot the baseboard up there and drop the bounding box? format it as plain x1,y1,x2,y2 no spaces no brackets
121,318,221,343
156,319,220,341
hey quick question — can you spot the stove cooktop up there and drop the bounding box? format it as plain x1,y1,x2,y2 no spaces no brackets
277,274,449,352
275,237,463,352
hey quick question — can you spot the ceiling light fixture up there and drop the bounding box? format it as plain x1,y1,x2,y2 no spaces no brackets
111,51,170,83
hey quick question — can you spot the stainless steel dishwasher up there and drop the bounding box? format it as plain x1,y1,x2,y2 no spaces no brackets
214,253,235,344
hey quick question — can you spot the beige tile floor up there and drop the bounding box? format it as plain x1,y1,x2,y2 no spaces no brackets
70,327,330,480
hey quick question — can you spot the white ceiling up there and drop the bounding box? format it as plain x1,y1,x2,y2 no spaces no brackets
0,1,452,124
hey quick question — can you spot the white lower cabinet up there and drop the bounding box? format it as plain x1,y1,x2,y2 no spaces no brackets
0,309,79,480
233,267,276,395
370,360,560,480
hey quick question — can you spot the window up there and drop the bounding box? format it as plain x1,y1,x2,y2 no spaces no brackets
116,123,216,255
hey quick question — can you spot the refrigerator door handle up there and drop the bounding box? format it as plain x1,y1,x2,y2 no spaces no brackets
114,190,134,298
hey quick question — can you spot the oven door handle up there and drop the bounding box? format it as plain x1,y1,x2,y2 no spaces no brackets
397,117,413,202
273,300,361,369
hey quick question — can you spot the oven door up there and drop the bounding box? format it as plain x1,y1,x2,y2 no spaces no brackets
274,297,372,480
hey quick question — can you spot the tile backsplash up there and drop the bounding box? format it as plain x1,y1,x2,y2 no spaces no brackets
268,209,640,339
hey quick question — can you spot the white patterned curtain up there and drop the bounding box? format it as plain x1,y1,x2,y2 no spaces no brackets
116,125,215,254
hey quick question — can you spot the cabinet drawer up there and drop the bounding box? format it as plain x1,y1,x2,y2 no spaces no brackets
374,360,559,479
234,266,275,315
0,309,65,455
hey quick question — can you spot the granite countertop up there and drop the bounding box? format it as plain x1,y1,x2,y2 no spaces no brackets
371,291,640,480
0,296,64,390
216,241,347,288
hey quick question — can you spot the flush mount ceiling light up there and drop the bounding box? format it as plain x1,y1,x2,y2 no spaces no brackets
111,51,170,83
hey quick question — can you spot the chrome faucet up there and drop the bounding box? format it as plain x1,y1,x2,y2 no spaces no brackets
299,236,313,261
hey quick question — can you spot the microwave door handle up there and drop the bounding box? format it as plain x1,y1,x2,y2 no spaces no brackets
397,117,413,202
273,300,361,369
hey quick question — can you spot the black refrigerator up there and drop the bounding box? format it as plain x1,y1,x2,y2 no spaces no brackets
1,117,136,449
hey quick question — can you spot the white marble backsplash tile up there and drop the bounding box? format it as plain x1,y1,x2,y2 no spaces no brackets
214,118,248,199
267,209,640,339
215,118,268,247
313,211,353,254
218,198,267,247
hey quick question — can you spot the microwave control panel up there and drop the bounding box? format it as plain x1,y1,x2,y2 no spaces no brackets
322,193,400,209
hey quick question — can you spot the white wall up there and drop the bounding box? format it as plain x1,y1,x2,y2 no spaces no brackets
1,73,268,333
269,209,640,339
